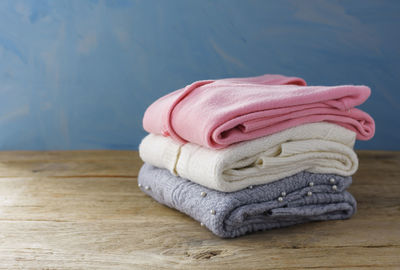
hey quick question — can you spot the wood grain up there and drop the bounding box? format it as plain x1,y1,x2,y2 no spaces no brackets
0,150,399,269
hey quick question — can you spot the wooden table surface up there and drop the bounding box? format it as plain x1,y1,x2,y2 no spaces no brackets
0,150,399,269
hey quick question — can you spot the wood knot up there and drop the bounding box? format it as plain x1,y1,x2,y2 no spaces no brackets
192,249,223,260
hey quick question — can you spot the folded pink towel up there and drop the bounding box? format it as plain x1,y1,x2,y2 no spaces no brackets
143,74,375,149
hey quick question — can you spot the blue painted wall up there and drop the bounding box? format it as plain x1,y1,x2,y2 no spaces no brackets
0,0,399,150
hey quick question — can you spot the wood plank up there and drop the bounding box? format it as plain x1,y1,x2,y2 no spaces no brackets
0,150,399,269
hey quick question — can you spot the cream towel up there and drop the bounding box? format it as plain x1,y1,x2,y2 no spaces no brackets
139,122,358,192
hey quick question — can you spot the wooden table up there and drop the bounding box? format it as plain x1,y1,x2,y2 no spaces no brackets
0,150,399,269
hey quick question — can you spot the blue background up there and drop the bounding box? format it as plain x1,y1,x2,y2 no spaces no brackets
0,0,399,150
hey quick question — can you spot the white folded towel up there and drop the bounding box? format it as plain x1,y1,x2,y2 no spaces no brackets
139,122,358,192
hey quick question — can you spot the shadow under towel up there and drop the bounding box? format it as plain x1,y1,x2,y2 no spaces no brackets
138,163,357,238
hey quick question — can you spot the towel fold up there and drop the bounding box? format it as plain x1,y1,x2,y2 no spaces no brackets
143,74,375,149
139,122,358,192
139,163,357,238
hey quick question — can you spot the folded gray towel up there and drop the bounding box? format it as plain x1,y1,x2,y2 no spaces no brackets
138,163,357,238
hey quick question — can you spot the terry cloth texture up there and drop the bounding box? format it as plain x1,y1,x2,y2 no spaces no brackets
139,163,357,238
139,122,359,192
143,73,375,149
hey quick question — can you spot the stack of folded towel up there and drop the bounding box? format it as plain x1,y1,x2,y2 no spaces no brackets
138,74,375,238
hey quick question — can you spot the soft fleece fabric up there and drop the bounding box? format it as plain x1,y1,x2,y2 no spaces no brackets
139,163,357,238
143,74,375,149
139,122,358,192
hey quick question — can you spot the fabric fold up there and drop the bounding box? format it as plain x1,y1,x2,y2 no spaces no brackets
143,74,374,149
139,163,357,238
139,122,359,192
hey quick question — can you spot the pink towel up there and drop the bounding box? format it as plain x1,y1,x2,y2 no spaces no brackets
143,74,375,149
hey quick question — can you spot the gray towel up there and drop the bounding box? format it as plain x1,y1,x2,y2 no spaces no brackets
138,163,357,238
